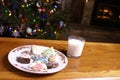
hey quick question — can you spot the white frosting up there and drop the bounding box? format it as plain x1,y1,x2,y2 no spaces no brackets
20,52,30,58
42,47,57,58
32,45,42,55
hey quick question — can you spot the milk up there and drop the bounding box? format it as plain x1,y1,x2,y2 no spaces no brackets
67,37,85,57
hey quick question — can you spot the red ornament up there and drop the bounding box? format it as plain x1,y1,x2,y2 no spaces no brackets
21,18,25,23
38,8,46,13
38,8,42,13
42,8,46,12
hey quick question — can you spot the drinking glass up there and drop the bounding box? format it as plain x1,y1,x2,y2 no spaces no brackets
67,35,85,58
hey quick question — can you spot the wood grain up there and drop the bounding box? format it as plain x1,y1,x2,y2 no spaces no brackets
0,37,120,80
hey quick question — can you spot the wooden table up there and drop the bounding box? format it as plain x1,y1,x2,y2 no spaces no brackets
0,37,120,80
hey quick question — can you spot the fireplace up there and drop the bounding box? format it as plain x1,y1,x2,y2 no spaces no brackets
65,0,120,27
90,0,120,27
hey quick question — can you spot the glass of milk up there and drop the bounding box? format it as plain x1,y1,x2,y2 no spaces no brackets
67,35,85,58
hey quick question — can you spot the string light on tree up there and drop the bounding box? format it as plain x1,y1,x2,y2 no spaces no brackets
0,0,68,39
46,0,50,3
9,12,12,16
12,29,20,38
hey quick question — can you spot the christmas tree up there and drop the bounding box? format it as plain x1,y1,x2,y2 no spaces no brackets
0,0,69,39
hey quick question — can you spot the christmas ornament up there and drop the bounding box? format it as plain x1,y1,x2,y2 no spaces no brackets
42,13,46,20
59,21,65,29
12,3,18,10
8,27,12,32
38,7,46,13
56,0,62,4
38,8,42,13
42,8,46,12
12,29,20,38
26,27,32,34
54,3,59,9
60,21,64,27
21,18,25,23
36,1,42,8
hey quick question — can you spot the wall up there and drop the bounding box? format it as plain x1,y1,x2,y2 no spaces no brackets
65,0,95,25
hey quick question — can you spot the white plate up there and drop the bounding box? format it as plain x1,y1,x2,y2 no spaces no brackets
8,45,68,74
